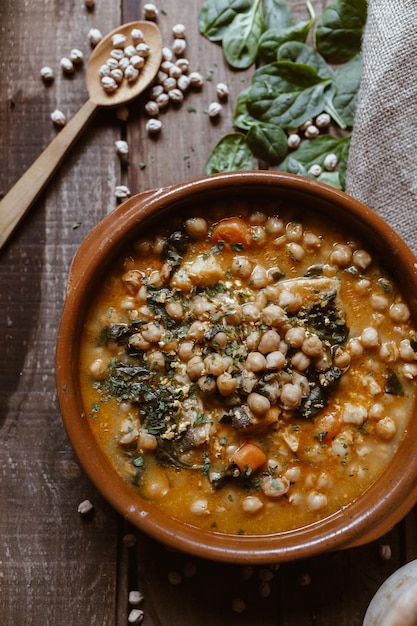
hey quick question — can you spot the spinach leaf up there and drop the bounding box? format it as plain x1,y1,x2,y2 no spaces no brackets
222,0,264,69
280,134,351,174
261,0,294,30
246,61,332,128
233,86,259,131
314,0,368,62
205,132,254,174
198,0,253,42
277,41,333,79
259,18,314,64
247,122,288,165
324,53,362,129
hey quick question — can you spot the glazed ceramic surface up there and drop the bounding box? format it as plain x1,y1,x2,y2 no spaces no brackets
56,171,417,564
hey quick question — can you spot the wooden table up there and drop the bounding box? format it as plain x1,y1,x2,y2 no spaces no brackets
1,1,416,623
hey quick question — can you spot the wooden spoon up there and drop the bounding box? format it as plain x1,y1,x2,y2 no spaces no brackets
0,21,162,250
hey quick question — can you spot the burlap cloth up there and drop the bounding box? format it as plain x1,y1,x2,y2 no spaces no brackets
346,0,417,254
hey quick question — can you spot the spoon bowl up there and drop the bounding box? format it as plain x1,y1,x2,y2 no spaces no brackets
0,21,163,250
87,21,162,107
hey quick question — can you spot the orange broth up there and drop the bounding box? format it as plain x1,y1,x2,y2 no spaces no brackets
79,199,417,534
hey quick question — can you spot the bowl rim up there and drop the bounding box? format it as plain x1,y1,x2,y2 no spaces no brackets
56,170,417,564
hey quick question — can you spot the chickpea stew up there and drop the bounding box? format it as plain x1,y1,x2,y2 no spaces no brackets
79,197,417,535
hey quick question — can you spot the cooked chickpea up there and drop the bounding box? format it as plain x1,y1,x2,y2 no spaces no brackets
187,321,206,341
261,475,290,498
280,383,302,409
286,222,303,242
141,322,163,343
249,264,270,288
399,339,417,362
185,217,208,239
266,351,285,369
302,335,323,358
210,331,228,349
379,341,399,362
247,392,271,415
190,499,210,515
217,372,237,396
147,350,165,371
389,302,410,323
138,430,158,451
129,332,151,350
265,216,284,234
232,256,252,278
204,353,226,376
245,352,267,372
360,327,379,347
245,330,260,351
353,249,372,269
165,300,183,320
306,491,328,511
371,294,389,312
329,243,352,267
258,330,281,354
291,351,311,371
376,416,396,440
261,304,288,326
89,358,105,379
287,242,305,261
333,347,351,369
241,495,264,515
285,326,305,348
186,355,205,380
346,337,364,358
198,375,217,394
242,303,261,322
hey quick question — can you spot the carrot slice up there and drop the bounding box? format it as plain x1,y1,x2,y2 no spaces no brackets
231,442,267,473
210,217,252,247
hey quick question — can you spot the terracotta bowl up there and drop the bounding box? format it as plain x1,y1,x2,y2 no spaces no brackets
56,170,417,564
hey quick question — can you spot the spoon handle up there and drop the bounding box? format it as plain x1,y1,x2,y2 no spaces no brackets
0,98,98,250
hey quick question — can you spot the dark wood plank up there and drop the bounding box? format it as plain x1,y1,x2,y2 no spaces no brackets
0,1,125,624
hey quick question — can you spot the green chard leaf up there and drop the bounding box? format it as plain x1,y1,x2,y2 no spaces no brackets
198,0,253,42
246,60,332,128
222,0,264,69
205,132,254,174
313,0,368,62
247,122,288,165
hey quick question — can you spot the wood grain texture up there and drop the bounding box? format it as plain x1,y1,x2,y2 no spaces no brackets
1,0,417,624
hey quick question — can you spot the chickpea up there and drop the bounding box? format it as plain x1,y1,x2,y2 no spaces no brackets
285,326,305,348
147,350,165,371
190,499,210,515
249,264,270,288
399,339,417,362
333,347,351,369
178,341,195,361
286,222,303,242
368,403,384,419
245,352,267,372
186,355,205,380
303,231,321,249
265,216,284,235
280,383,302,409
248,211,267,225
89,358,105,379
258,329,281,354
242,303,261,322
185,217,208,239
353,249,372,269
187,320,206,341
261,304,288,327
241,495,264,515
376,416,396,440
217,372,237,396
371,294,389,312
306,491,328,511
141,322,163,343
266,351,285,369
198,375,217,394
245,330,260,351
278,289,301,311
138,430,158,451
204,353,226,376
165,301,184,320
247,392,271,415
360,327,379,347
210,331,228,350
224,305,243,325
329,243,352,267
261,475,290,499
302,335,323,358
389,302,410,323
129,332,151,351
379,341,399,362
291,351,311,371
232,256,252,278
287,242,305,262
346,337,363,358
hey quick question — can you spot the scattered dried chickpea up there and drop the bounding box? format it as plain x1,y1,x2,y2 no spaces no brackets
114,185,131,200
146,118,163,134
172,24,186,38
40,66,54,82
208,102,222,118
216,82,229,100
287,133,301,149
60,57,75,74
51,109,67,127
143,3,159,19
88,27,103,47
